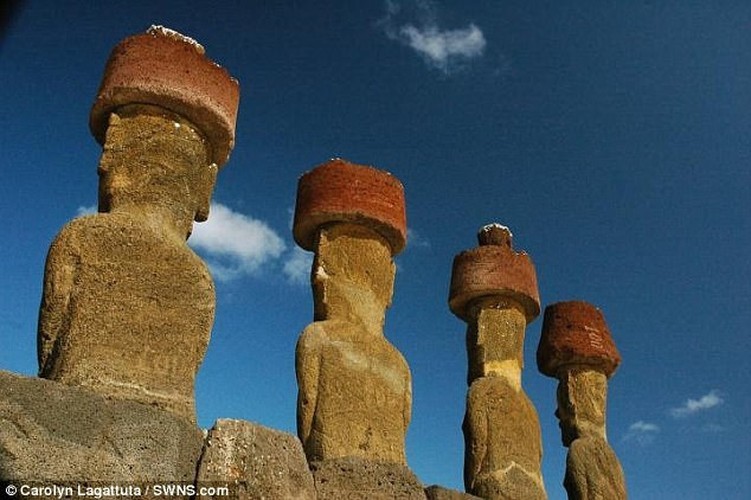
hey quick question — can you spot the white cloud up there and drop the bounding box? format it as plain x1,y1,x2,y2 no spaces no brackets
669,390,724,418
72,202,290,283
622,420,660,445
76,205,97,216
190,202,286,282
629,421,660,433
399,24,485,71
380,1,486,74
283,246,313,285
406,227,430,249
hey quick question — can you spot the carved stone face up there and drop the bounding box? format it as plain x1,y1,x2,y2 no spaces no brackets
97,104,216,235
464,300,527,384
312,223,395,327
555,369,608,446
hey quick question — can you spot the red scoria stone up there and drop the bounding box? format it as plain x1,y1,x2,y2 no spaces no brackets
448,224,540,323
293,158,407,255
90,26,240,166
537,301,621,378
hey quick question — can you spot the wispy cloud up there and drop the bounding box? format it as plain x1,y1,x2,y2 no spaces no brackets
77,205,97,216
190,202,286,282
669,390,724,419
399,24,485,72
406,227,431,249
380,0,486,74
283,246,313,285
622,390,726,445
74,202,311,285
622,420,660,445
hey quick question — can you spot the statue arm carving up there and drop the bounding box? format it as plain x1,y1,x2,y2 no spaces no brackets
37,233,78,376
296,325,322,448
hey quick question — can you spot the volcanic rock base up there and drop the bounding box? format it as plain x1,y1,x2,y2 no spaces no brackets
309,457,424,500
0,370,202,486
196,419,315,500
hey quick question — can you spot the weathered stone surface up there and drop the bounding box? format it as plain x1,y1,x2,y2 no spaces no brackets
196,419,315,500
537,301,621,378
0,370,202,483
296,224,411,464
564,437,627,500
294,160,412,467
90,26,240,166
310,457,424,500
556,370,609,445
471,466,548,500
463,377,546,500
38,107,217,422
37,26,237,424
424,485,482,499
293,158,407,254
449,224,540,323
309,223,396,323
466,302,528,385
450,225,546,500
537,301,627,498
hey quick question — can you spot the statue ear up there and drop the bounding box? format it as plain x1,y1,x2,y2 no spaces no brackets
195,163,218,222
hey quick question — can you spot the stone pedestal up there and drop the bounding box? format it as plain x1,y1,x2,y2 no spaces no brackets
425,485,482,500
293,159,413,468
538,301,626,500
0,370,202,487
196,419,316,500
37,26,239,423
310,457,425,499
449,224,546,500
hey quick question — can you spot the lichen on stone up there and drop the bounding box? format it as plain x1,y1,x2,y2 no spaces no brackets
147,25,205,54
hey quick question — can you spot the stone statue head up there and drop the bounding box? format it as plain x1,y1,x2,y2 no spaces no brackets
555,369,608,446
97,104,218,238
312,223,395,328
90,26,240,239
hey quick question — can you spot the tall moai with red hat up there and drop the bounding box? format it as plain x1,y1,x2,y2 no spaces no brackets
449,224,547,500
537,301,626,500
293,158,423,498
37,26,240,423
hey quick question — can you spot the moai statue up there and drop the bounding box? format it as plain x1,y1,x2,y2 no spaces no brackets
449,224,547,500
537,301,627,500
37,26,240,423
293,158,412,465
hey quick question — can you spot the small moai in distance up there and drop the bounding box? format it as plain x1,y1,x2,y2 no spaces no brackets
537,301,627,500
449,224,547,500
292,158,412,465
37,26,240,423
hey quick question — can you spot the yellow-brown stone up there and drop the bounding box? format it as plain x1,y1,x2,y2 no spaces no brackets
463,377,546,500
450,225,546,500
564,437,627,500
556,369,609,445
466,300,527,385
537,301,627,499
296,224,411,464
38,107,217,422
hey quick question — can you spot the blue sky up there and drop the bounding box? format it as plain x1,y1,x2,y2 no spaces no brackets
1,1,749,498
